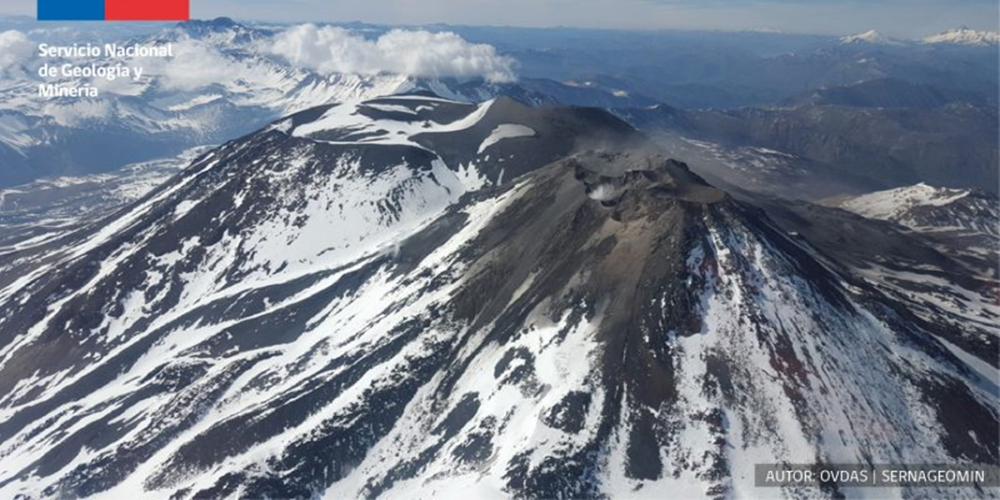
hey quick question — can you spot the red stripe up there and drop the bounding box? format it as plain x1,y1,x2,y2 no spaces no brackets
105,0,189,20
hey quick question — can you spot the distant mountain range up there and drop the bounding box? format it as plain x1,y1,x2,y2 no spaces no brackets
618,99,999,195
0,18,997,189
0,18,653,188
840,27,1000,47
923,27,1000,46
783,78,993,108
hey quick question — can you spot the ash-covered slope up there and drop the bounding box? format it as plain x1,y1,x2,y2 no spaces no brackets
0,95,996,499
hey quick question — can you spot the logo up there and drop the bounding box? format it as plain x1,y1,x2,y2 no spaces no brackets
38,0,190,21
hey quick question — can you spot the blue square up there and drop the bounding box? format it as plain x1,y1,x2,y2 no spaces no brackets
38,0,105,20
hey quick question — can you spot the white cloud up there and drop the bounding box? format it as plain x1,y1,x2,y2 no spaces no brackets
0,30,32,75
268,24,516,82
138,38,238,91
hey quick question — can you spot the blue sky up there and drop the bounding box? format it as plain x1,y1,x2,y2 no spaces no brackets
2,0,997,38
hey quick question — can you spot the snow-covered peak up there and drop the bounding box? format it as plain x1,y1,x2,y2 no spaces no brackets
842,183,968,217
840,183,997,236
923,27,1000,46
840,29,905,46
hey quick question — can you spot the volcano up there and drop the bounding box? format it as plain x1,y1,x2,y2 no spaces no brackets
0,94,995,499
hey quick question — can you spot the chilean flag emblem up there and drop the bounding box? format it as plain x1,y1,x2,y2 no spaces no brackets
38,0,190,21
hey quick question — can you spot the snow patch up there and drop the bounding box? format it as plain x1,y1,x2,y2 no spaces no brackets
477,124,535,154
